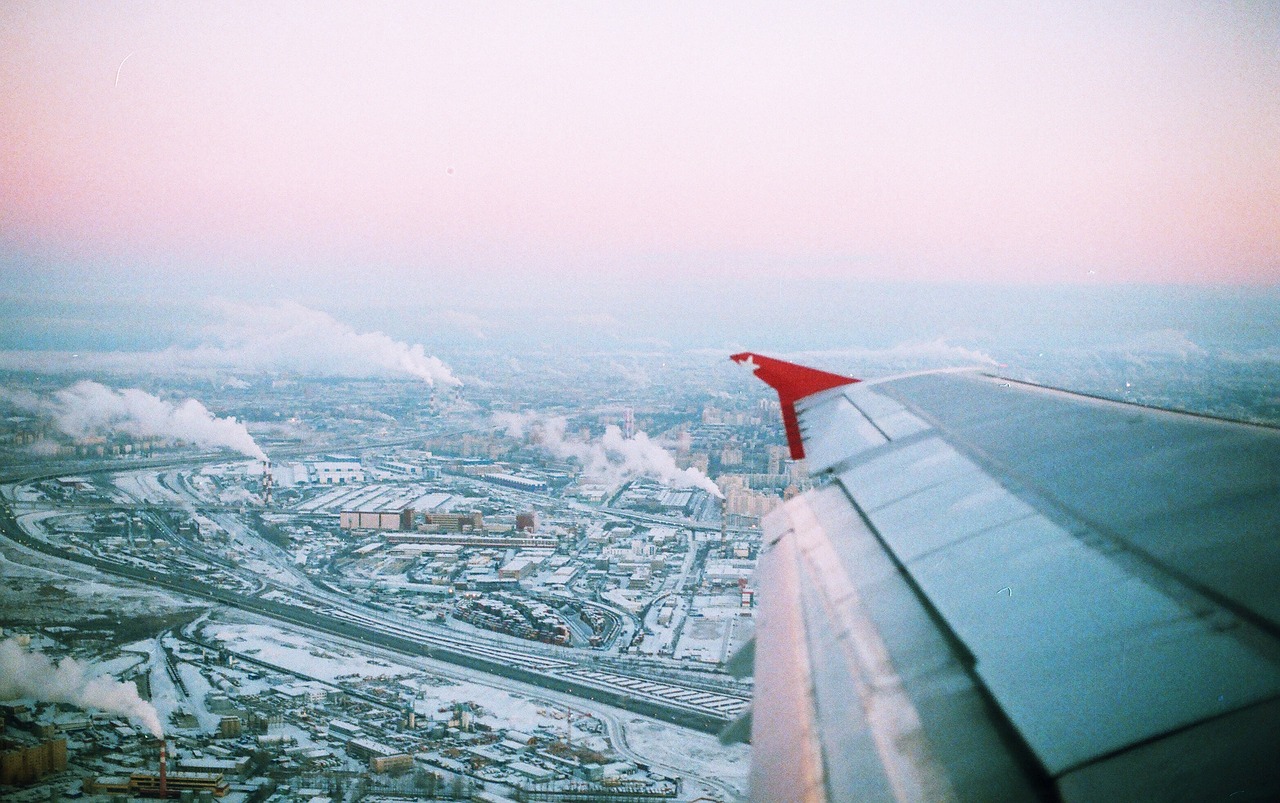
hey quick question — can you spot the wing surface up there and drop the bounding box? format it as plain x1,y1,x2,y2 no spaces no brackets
732,354,1280,802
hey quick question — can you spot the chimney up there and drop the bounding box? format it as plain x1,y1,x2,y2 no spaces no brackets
159,739,167,799
261,460,274,506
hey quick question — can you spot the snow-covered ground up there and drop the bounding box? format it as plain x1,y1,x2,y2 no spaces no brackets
202,622,403,683
0,510,200,627
674,591,748,664
200,620,580,739
601,587,645,613
637,594,688,656
625,716,749,801
211,512,311,589
163,643,227,732
133,639,184,734
90,647,149,680
198,616,748,800
112,471,182,506
11,484,47,503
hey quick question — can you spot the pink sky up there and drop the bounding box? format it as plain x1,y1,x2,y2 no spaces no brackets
2,1,1278,284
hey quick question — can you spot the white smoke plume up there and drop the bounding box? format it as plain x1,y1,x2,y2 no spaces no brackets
495,412,722,498
0,302,460,386
175,301,461,386
4,381,267,461
0,638,163,737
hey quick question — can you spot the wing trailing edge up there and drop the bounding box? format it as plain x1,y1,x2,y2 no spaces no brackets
730,352,858,459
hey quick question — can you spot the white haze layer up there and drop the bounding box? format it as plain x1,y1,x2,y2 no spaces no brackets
495,412,722,498
0,301,460,386
173,301,461,385
0,638,164,737
4,381,267,461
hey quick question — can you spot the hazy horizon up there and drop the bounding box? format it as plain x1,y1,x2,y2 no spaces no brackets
2,3,1277,407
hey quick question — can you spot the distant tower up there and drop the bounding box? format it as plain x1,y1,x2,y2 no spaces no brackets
623,407,635,440
261,460,274,506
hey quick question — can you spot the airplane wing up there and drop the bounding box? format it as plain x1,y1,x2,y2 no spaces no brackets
727,352,1280,802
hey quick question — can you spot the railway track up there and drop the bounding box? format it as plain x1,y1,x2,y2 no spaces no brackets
0,499,749,735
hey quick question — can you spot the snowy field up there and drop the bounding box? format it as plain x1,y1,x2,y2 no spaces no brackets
625,716,750,801
199,616,749,799
674,591,749,664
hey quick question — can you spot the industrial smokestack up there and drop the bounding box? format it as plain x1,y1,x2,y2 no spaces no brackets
159,739,167,799
720,496,728,543
261,460,274,506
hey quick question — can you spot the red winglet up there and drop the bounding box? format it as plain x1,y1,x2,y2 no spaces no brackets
730,352,859,460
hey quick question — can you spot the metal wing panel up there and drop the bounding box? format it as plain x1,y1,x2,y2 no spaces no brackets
797,568,906,801
752,486,1047,802
841,386,932,441
909,516,1280,774
796,393,889,473
743,357,1280,801
1055,696,1280,802
855,466,1040,563
836,436,979,512
875,372,1280,628
832,420,1280,775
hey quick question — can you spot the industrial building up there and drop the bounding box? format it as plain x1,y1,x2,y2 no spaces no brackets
422,511,484,531
386,532,558,550
484,473,549,493
376,459,425,477
345,736,413,772
339,507,415,531
334,489,454,531
310,458,366,485
369,753,414,773
545,564,581,587
298,485,451,514
87,771,231,798
498,554,545,580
